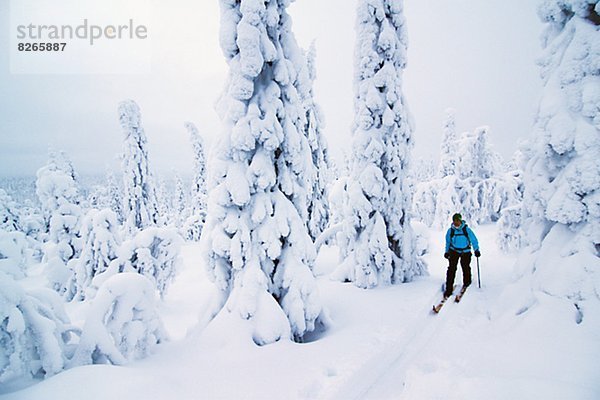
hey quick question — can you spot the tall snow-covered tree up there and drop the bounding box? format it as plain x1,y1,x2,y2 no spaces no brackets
119,100,159,235
173,172,188,227
334,0,426,288
438,108,458,178
202,0,323,344
302,42,332,241
183,122,207,241
186,122,207,215
515,1,600,305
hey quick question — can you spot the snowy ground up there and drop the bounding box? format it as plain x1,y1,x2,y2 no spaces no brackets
2,224,599,399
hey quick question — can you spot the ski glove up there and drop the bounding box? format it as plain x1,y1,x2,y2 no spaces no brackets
444,252,449,259
474,250,481,258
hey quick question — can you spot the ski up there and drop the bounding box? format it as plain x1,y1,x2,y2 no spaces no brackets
432,296,449,314
454,286,468,303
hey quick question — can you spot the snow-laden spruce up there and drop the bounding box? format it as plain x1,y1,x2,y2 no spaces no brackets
70,272,166,366
511,1,600,311
334,0,426,288
202,0,324,344
70,209,121,301
302,43,333,241
106,168,125,224
183,122,207,241
36,151,82,300
174,173,188,227
119,100,159,235
438,108,458,178
0,271,76,384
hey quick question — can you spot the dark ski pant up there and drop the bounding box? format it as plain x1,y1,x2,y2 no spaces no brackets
445,251,472,297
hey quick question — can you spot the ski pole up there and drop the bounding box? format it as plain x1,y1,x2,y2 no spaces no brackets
477,257,481,289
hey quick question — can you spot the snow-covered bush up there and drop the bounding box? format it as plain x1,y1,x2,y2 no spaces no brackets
71,209,121,301
119,100,159,235
334,0,426,288
184,122,207,241
0,272,74,383
92,227,182,298
70,272,166,366
202,0,324,344
0,231,30,279
497,205,525,252
0,189,21,232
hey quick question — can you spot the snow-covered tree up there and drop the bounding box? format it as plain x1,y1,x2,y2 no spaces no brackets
334,0,426,288
497,145,527,252
202,0,324,344
173,172,188,227
524,1,599,237
0,189,21,232
0,272,75,383
119,100,159,235
455,126,502,181
184,122,207,241
438,108,458,178
155,176,172,227
489,0,600,327
70,273,166,366
511,1,600,304
71,209,121,301
91,227,182,299
106,168,124,224
413,121,520,228
302,42,332,241
410,157,436,184
36,151,82,299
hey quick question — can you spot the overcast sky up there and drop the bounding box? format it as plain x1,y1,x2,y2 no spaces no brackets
0,0,543,178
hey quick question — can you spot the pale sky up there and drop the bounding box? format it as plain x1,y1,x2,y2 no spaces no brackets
0,0,543,177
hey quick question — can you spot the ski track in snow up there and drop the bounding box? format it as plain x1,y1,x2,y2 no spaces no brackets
326,224,510,400
326,289,452,400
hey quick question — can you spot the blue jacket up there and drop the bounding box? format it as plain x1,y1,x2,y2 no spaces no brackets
445,222,479,254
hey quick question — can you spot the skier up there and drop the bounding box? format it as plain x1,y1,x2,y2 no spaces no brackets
443,213,480,298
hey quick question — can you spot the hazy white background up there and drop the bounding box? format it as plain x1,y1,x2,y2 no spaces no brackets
0,0,542,177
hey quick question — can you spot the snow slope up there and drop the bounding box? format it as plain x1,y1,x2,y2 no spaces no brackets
1,224,598,399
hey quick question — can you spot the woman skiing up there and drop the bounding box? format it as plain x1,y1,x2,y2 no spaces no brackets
443,213,480,298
